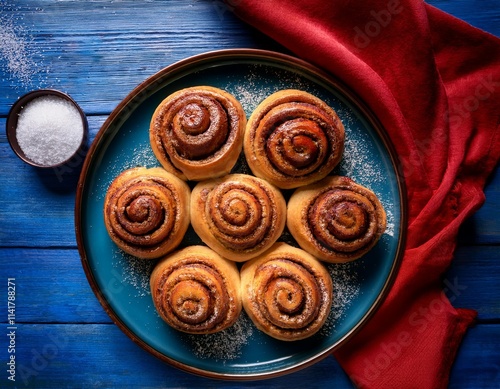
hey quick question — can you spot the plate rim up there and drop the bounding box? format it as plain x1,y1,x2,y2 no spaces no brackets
74,48,407,381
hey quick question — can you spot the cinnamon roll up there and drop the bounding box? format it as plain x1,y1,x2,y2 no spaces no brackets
103,167,190,259
243,89,345,189
240,243,333,341
190,174,286,262
150,86,246,181
150,245,242,334
287,176,386,263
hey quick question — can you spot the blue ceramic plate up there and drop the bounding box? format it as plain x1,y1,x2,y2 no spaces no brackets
76,49,406,380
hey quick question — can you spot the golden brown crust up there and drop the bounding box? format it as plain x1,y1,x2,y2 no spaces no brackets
150,245,242,334
150,86,246,181
240,242,333,341
190,174,286,262
244,89,345,189
287,176,387,263
103,167,190,259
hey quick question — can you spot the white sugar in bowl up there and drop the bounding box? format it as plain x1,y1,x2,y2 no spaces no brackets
6,89,88,168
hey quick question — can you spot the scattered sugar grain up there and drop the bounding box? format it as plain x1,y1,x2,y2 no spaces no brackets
128,145,160,169
319,261,361,336
338,131,396,236
186,313,254,361
114,250,155,298
228,65,318,115
92,143,160,201
340,132,384,184
0,14,40,87
16,95,84,166
382,207,395,237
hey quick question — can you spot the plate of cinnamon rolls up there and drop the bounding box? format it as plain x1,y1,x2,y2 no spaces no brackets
76,49,406,379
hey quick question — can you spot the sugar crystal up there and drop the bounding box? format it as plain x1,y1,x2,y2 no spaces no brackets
15,95,84,166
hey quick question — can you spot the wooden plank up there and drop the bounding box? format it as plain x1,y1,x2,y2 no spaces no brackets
450,324,500,388
0,0,280,116
1,322,498,388
0,323,353,388
459,167,500,245
1,0,498,116
0,116,105,247
0,244,498,326
0,248,111,324
4,0,496,118
427,0,500,37
445,245,500,321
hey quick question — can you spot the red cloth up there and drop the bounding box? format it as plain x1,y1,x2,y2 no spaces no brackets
230,1,500,388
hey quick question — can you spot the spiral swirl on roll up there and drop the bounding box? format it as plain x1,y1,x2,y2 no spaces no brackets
287,176,387,263
244,89,345,189
191,174,286,262
150,246,242,334
103,167,190,259
150,86,246,181
240,243,333,341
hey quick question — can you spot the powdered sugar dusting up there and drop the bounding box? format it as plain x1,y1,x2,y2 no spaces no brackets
232,82,270,116
92,141,160,201
319,261,361,336
228,64,318,116
339,130,383,184
185,312,254,361
128,144,160,169
338,125,396,238
113,250,155,298
382,207,395,237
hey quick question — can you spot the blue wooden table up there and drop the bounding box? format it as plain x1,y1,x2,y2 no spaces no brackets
1,1,498,388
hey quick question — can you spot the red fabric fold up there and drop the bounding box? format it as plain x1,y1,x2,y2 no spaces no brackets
230,1,500,387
